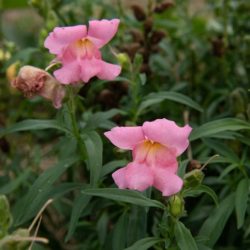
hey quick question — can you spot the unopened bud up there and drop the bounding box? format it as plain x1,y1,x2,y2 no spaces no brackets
6,61,19,82
116,53,131,69
7,229,29,250
11,66,65,109
0,195,12,238
169,195,184,218
229,87,248,115
144,17,153,33
150,30,166,44
131,4,146,21
184,169,204,188
154,1,174,13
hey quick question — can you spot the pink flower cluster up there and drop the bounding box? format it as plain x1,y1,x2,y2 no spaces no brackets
44,19,121,84
105,119,192,196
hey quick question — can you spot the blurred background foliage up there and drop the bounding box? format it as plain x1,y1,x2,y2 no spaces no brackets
0,0,250,249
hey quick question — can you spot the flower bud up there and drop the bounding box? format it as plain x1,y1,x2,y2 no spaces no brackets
131,4,146,21
184,169,204,188
144,17,153,33
0,195,12,238
150,30,166,44
116,53,131,69
11,65,65,109
229,87,248,115
169,195,184,218
7,229,29,250
154,1,174,13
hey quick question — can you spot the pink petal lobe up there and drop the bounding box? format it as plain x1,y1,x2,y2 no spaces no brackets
125,162,154,191
104,126,144,150
44,25,87,55
97,60,121,81
153,168,183,196
142,119,192,156
53,62,81,84
112,167,128,189
88,19,120,48
79,59,101,83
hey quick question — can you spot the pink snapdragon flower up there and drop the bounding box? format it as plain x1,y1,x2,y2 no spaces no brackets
44,19,121,84
104,119,192,196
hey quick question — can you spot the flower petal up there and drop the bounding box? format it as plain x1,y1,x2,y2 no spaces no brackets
53,62,81,84
87,19,120,48
142,119,192,156
153,168,183,196
112,167,128,189
97,60,121,81
104,126,144,150
79,59,101,83
125,162,154,191
44,25,87,55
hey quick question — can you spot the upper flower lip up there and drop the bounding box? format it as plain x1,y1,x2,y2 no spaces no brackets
44,19,120,56
104,118,192,156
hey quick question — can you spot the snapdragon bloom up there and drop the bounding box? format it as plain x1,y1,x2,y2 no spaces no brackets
104,119,192,196
44,19,121,84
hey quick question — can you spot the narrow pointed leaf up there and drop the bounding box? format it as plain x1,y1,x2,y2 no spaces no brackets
175,221,198,250
235,178,249,229
124,237,162,250
190,118,250,141
137,91,203,115
0,119,70,137
83,131,103,186
198,193,235,247
81,188,165,209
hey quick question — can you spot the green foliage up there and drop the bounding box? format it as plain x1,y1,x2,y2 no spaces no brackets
1,0,250,249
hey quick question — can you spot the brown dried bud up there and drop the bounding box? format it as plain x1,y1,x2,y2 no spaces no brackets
129,29,144,44
150,30,166,44
122,43,141,60
140,64,151,74
11,66,65,109
98,89,117,108
144,17,154,33
131,4,146,21
211,36,225,57
154,1,174,13
188,160,202,171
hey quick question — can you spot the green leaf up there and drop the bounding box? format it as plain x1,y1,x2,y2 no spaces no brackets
235,178,249,229
0,119,71,138
0,195,12,238
137,91,203,116
175,221,198,250
84,109,126,130
83,131,103,186
0,0,28,9
65,194,91,242
101,160,128,178
190,118,250,141
198,193,235,247
0,170,31,194
12,157,78,226
112,212,129,250
124,237,162,250
81,188,165,209
183,185,219,205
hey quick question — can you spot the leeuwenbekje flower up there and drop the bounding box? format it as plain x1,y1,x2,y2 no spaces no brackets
44,19,121,84
105,118,192,196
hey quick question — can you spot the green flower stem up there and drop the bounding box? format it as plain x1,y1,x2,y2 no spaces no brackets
67,86,86,161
